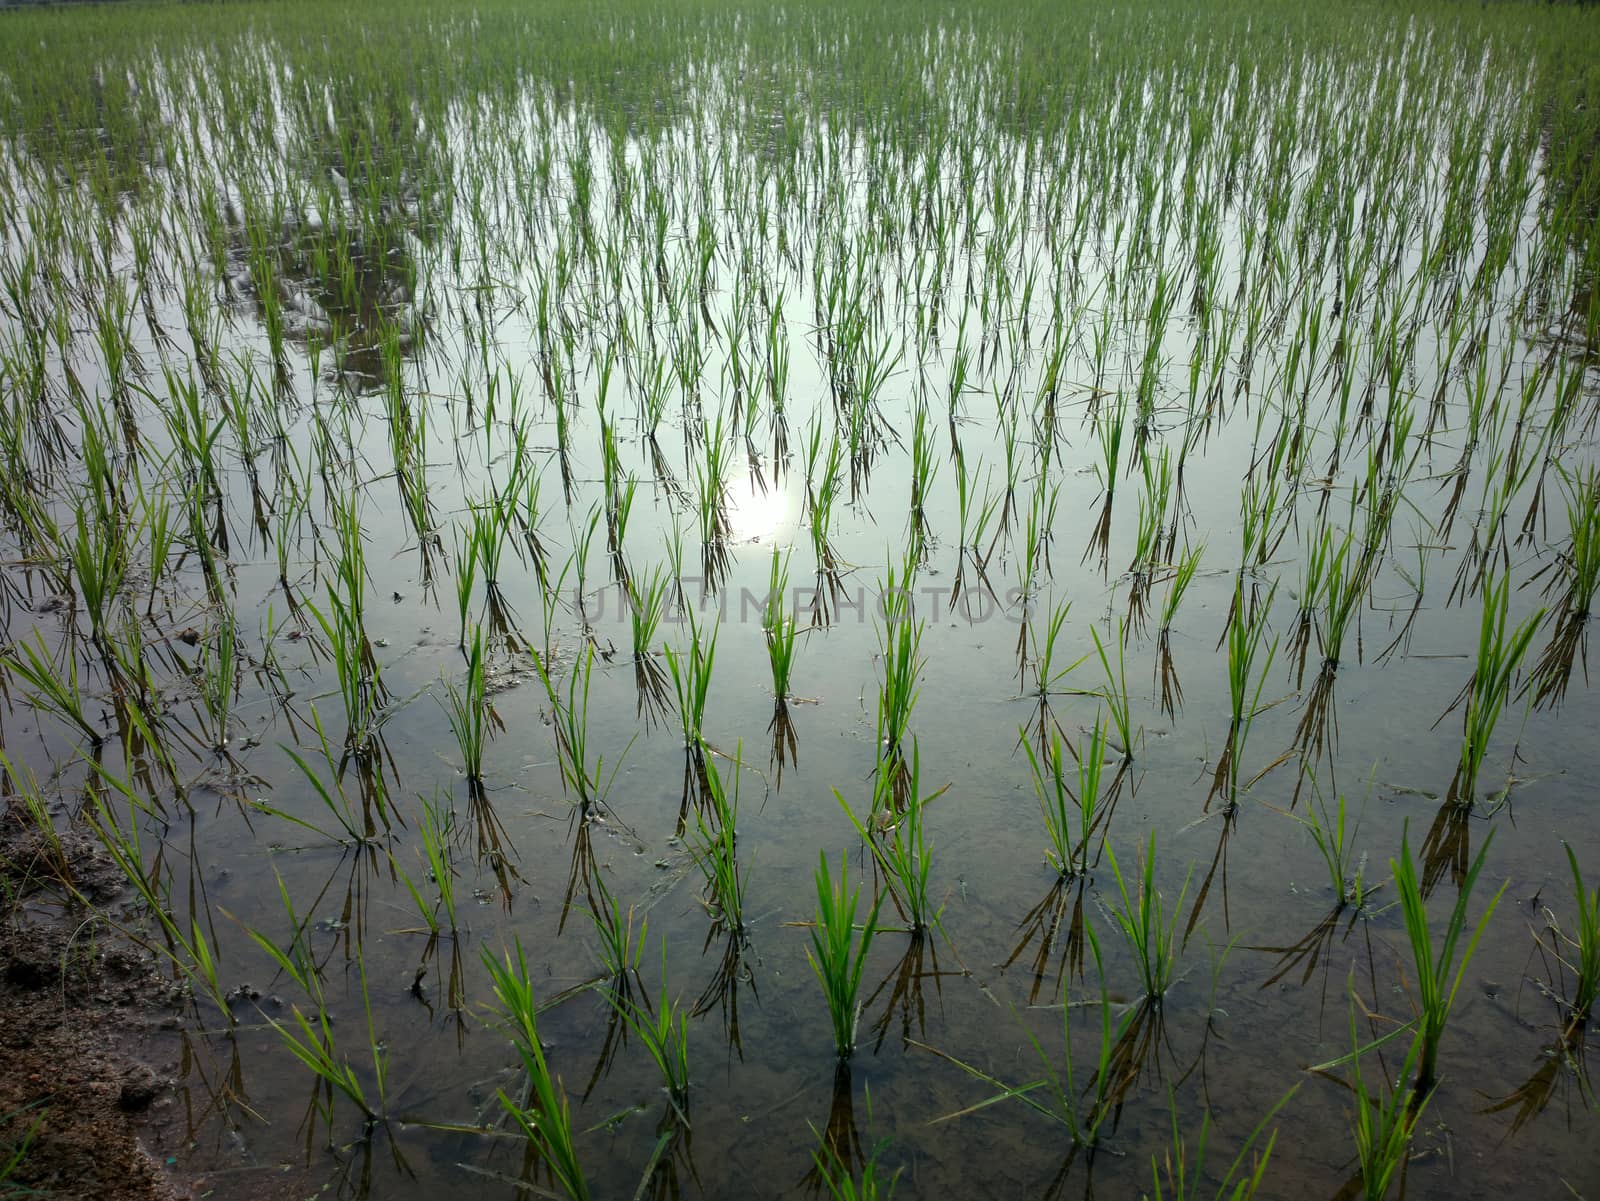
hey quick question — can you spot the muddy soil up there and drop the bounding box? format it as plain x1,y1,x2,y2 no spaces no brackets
0,802,188,1201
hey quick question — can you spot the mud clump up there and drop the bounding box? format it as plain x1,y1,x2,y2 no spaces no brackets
0,803,189,1201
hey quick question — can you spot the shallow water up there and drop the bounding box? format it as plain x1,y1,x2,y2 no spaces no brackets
1,1,1598,1197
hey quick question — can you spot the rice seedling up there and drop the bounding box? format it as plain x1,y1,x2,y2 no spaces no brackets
809,1115,900,1201
1389,824,1506,1091
534,644,622,811
690,748,749,933
267,704,394,844
626,564,672,719
1550,843,1599,1031
925,921,1124,1149
81,762,233,1020
0,752,72,892
1141,1086,1295,1201
1104,832,1190,1004
67,489,130,651
3,0,1600,1190
1090,623,1136,761
875,562,925,760
0,1103,43,1193
808,850,884,1059
607,943,692,1118
439,625,495,790
808,430,846,572
588,875,647,982
482,941,590,1201
1445,572,1542,805
196,610,238,751
309,496,384,755
1025,596,1087,699
764,547,799,701
1341,1001,1431,1201
395,791,460,936
1211,581,1281,809
663,609,718,755
908,402,938,548
1022,717,1113,878
836,741,943,932
1295,787,1374,912
3,632,102,746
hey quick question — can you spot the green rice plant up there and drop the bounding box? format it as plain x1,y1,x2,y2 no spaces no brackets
534,645,624,810
482,941,590,1201
1448,572,1542,804
695,408,733,545
764,547,798,700
309,497,383,754
807,850,884,1059
608,944,692,1117
1022,717,1111,877
627,565,670,662
184,477,226,603
876,562,925,757
690,748,749,933
1553,843,1599,1030
908,402,937,544
396,792,459,935
263,968,387,1136
1344,1004,1430,1201
1130,447,1172,578
809,1117,900,1201
1390,824,1506,1091
196,611,238,751
0,1102,43,1193
954,454,1000,559
0,751,71,891
588,876,647,981
1090,623,1135,761
766,291,790,413
1028,597,1087,697
265,705,393,843
1159,544,1203,643
808,428,845,569
1296,788,1373,911
1552,465,1600,617
663,610,718,753
1212,581,1280,807
1104,832,1190,1004
68,490,129,649
440,625,494,789
1141,1086,1295,1201
835,741,943,932
81,763,232,1021
3,632,102,746
158,367,225,502
138,478,179,616
927,923,1123,1149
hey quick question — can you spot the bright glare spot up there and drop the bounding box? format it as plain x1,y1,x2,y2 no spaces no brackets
726,474,798,544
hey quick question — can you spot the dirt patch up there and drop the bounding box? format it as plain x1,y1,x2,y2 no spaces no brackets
0,801,190,1201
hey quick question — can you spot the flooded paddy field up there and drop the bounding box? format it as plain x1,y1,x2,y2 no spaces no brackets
1,0,1598,1196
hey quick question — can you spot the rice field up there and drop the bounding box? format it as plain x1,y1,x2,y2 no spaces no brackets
1,0,1598,1196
